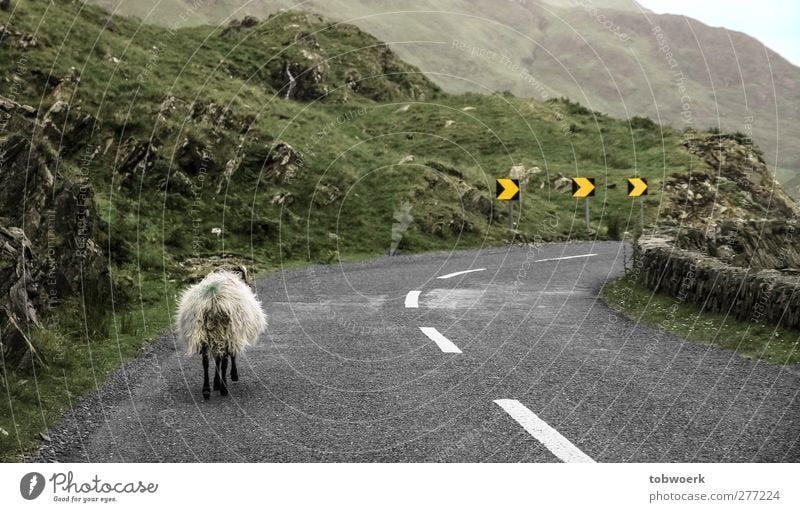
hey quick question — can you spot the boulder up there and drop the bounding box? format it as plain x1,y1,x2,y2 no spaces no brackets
313,183,342,206
508,165,541,186
240,15,259,28
554,176,571,191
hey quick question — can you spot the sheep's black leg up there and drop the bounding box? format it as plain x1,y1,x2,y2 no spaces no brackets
201,347,210,400
219,354,229,396
213,355,221,391
230,355,238,382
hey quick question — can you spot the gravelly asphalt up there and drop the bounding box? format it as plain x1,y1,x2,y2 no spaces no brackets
33,241,800,462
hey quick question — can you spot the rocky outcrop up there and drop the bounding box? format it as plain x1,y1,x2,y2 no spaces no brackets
656,134,800,270
188,100,254,133
633,133,800,330
312,183,342,206
414,161,497,233
41,99,98,155
0,96,108,370
272,50,330,101
0,23,39,48
263,141,304,184
221,15,259,36
114,136,161,189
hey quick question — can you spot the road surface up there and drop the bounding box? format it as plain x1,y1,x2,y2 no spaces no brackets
35,242,800,462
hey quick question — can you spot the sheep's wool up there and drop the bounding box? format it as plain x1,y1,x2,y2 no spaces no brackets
176,270,267,356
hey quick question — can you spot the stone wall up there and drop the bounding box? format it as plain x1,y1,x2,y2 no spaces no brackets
634,235,800,330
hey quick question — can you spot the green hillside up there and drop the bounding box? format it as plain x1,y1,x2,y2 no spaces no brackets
87,0,800,198
0,0,695,459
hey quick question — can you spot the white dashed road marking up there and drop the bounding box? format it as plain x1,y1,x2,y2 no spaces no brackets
405,290,421,308
533,253,598,263
494,399,596,463
436,268,486,279
419,327,462,353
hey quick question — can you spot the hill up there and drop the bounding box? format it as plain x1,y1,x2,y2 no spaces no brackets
86,0,800,198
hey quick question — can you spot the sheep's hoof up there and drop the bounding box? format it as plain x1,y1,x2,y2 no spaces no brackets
231,371,239,382
219,385,228,397
202,390,210,400
212,381,220,391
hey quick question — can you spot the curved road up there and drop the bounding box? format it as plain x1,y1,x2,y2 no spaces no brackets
36,242,800,462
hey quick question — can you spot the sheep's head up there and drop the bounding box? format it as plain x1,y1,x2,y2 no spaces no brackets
215,264,249,283
232,265,248,283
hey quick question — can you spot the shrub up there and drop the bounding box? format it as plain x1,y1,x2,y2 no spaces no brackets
630,116,656,130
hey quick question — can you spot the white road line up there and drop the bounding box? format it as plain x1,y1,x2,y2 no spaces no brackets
494,399,595,463
419,327,462,353
436,268,486,279
405,290,421,308
533,253,598,263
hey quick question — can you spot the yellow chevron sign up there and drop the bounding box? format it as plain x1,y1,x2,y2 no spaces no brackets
496,178,520,201
571,177,595,198
627,177,648,197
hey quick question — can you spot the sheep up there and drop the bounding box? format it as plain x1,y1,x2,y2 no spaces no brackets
176,265,267,400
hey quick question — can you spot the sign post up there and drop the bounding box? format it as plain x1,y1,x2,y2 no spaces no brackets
496,178,520,231
571,177,596,230
627,177,648,229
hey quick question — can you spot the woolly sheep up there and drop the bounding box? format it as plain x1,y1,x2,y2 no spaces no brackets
176,265,267,400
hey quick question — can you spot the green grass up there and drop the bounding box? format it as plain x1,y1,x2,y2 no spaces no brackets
0,278,178,461
601,275,800,365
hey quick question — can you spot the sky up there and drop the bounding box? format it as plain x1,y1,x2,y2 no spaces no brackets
637,0,800,66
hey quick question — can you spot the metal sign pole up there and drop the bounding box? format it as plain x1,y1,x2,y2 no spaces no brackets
639,197,645,230
584,197,590,229
508,202,513,231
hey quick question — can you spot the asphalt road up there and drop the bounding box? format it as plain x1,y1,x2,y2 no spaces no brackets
36,241,800,462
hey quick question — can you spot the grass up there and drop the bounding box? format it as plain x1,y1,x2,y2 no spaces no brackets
0,279,178,462
601,274,800,365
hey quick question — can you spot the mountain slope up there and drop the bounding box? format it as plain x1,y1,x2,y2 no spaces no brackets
87,0,800,196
